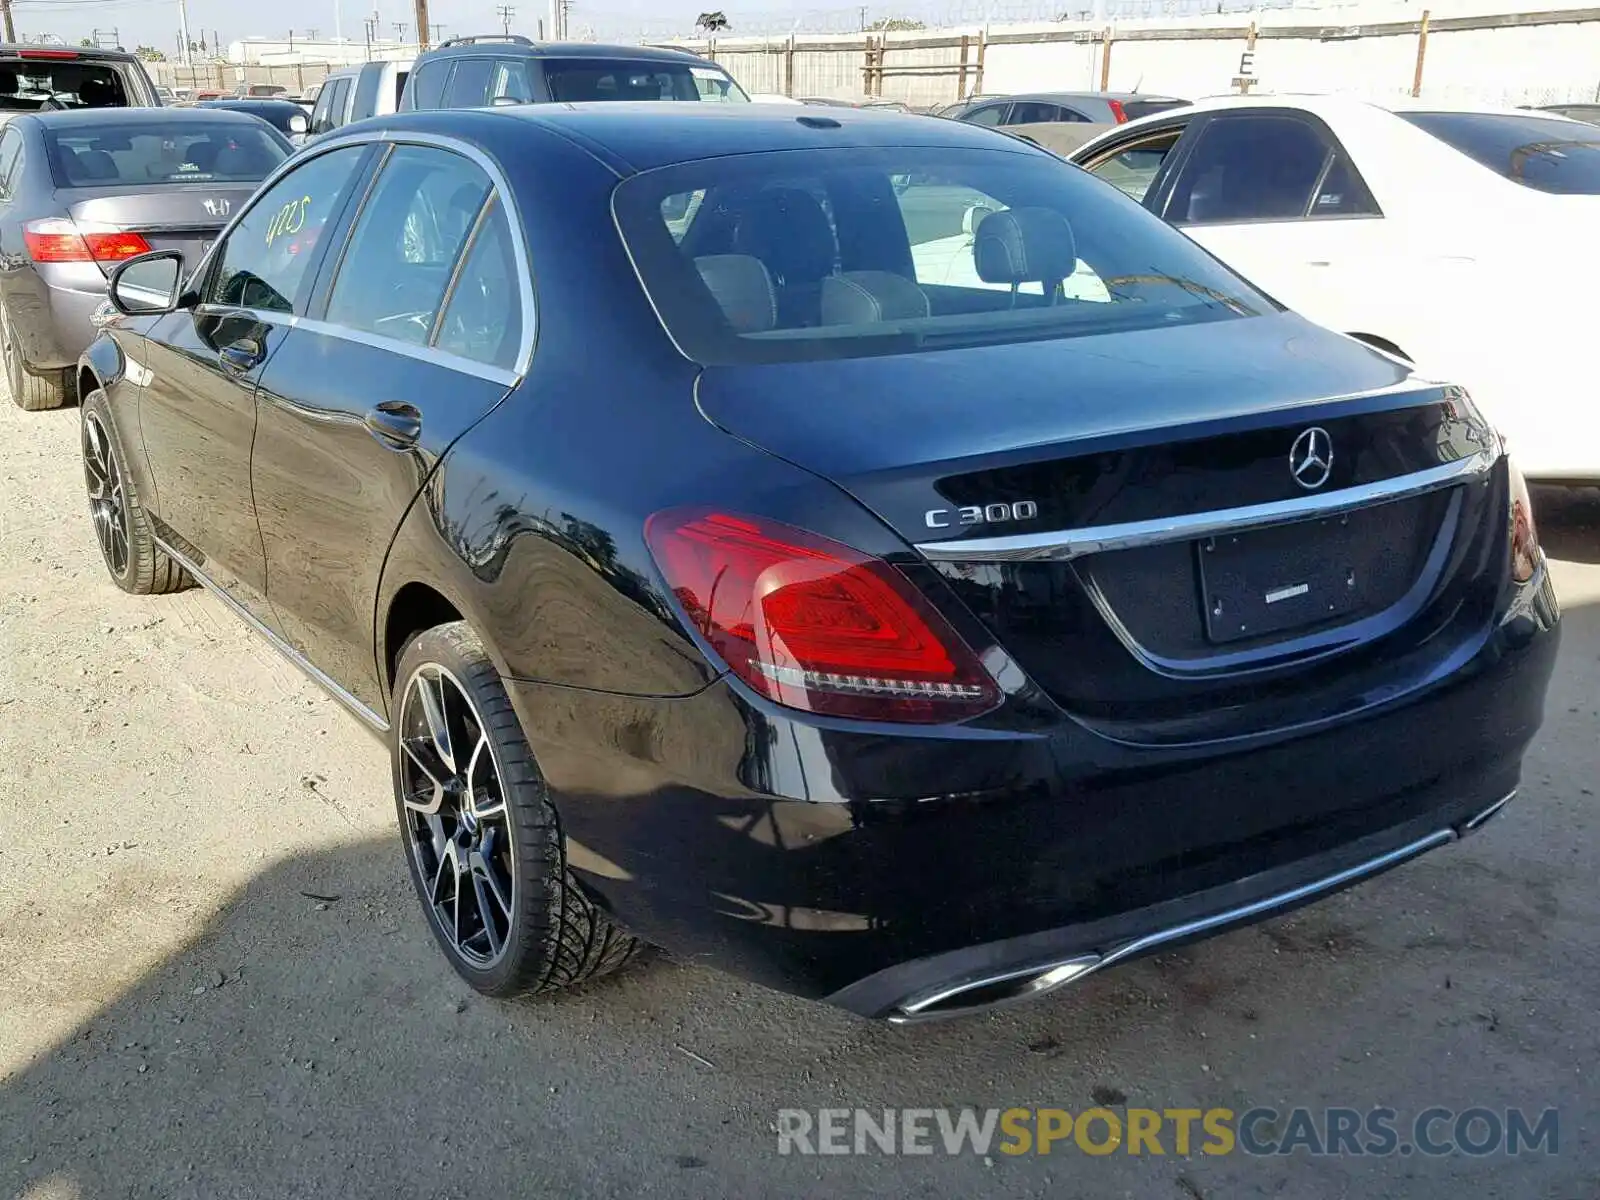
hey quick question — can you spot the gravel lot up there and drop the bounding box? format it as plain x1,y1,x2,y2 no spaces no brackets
1,387,1596,1200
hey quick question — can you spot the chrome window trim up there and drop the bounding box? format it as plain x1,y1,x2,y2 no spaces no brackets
914,445,1498,564
190,303,518,386
189,127,537,379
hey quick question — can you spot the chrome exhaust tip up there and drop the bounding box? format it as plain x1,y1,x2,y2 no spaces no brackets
887,955,1102,1024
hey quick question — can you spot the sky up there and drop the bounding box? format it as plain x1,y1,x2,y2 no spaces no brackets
10,0,938,53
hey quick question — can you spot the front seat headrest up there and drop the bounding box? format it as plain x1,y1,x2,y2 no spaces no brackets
695,254,777,334
974,207,1078,286
731,187,835,286
821,271,930,325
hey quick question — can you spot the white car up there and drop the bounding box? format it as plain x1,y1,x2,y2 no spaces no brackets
1068,94,1600,481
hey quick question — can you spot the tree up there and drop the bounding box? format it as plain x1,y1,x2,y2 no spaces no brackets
695,11,730,33
133,45,166,61
868,17,925,30
79,38,95,47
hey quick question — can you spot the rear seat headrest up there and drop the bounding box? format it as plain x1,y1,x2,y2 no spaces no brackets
974,207,1078,286
695,254,777,335
821,271,929,325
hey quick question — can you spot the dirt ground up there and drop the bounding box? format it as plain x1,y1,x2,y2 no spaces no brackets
0,389,1596,1200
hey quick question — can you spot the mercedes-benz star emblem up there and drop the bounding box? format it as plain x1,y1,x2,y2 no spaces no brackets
1289,426,1334,491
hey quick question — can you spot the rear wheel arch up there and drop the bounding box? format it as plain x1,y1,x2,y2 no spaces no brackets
382,581,465,691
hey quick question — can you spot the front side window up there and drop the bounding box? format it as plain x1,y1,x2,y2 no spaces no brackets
541,58,748,103
1399,111,1600,195
207,146,368,314
312,76,350,133
45,121,288,188
324,145,490,344
614,145,1270,366
1166,114,1375,224
435,199,523,370
489,60,535,104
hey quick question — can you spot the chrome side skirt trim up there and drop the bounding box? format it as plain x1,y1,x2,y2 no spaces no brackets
887,793,1518,1024
153,537,390,735
914,447,1497,564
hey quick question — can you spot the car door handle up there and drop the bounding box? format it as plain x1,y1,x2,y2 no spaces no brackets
364,401,422,449
219,339,263,374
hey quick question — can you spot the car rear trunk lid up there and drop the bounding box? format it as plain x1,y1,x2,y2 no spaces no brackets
64,184,256,269
696,313,1506,740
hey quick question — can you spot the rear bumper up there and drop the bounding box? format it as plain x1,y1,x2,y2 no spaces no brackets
505,564,1559,1017
11,276,107,372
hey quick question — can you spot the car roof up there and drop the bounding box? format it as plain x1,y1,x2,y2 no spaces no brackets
1007,91,1184,103
420,38,704,63
29,106,270,128
325,59,412,78
488,101,1035,171
1156,92,1580,122
0,43,138,62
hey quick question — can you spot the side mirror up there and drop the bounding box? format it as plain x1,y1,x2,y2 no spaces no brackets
108,250,186,316
962,203,997,239
288,111,309,135
489,94,526,107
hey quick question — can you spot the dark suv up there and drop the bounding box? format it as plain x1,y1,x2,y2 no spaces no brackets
0,43,162,110
398,35,746,110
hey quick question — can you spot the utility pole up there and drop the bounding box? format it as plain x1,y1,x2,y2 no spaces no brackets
0,0,14,45
177,0,192,65
429,22,445,43
413,0,430,48
497,5,516,36
393,21,406,42
547,0,557,40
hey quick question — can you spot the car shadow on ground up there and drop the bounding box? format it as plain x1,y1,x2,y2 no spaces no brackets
0,546,1593,1200
1533,485,1600,565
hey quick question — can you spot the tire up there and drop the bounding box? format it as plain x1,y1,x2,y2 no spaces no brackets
80,388,191,594
392,622,641,998
2,304,69,411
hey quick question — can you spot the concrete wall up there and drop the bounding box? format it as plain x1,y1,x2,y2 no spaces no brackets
691,2,1600,109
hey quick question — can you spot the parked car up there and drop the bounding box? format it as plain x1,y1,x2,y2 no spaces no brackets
78,104,1557,1021
0,107,291,409
308,58,413,137
1530,102,1600,125
0,43,163,110
947,90,1188,128
155,86,175,104
201,96,311,144
1069,95,1600,481
232,82,290,99
298,81,323,109
398,35,747,110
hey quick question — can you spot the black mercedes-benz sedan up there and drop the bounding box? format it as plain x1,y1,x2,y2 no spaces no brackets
76,104,1559,1022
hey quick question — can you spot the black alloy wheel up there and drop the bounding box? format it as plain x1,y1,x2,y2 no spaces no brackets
391,622,641,998
82,411,130,580
398,661,517,969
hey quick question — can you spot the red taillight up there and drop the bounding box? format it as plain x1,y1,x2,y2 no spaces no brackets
1108,99,1128,123
645,509,1001,723
1507,458,1540,584
24,220,151,264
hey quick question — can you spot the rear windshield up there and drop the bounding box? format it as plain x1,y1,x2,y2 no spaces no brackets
1399,111,1600,194
542,58,747,103
45,123,289,187
0,60,132,110
614,146,1270,366
1121,98,1187,121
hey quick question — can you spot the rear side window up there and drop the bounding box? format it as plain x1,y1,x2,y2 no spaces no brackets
1399,111,1600,194
325,146,490,345
541,58,747,103
614,145,1269,366
392,71,409,110
0,59,130,110
1011,102,1081,125
1165,114,1378,224
436,199,523,370
406,60,448,110
45,122,288,187
490,60,535,104
442,58,494,108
